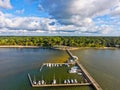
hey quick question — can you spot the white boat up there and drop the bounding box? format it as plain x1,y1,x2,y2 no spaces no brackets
71,66,78,69
67,79,70,84
52,74,56,84
52,79,56,84
69,69,77,73
33,81,37,85
69,59,74,63
41,80,44,85
71,79,74,84
46,64,49,67
38,81,41,85
33,75,37,85
74,79,78,83
48,63,51,67
55,64,57,67
64,80,67,84
78,72,82,75
69,66,79,73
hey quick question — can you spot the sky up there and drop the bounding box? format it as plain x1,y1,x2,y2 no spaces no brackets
0,0,120,36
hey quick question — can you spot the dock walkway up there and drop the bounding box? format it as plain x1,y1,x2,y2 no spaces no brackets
28,73,33,86
67,49,102,90
76,61,102,90
66,49,74,59
32,83,91,87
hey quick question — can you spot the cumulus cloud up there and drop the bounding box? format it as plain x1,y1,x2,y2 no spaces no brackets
0,0,12,9
40,0,119,25
0,0,120,35
0,11,59,35
38,0,120,35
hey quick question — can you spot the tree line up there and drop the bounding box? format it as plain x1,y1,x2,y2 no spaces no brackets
0,36,120,47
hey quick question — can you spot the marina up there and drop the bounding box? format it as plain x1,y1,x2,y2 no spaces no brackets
0,48,120,90
28,49,102,90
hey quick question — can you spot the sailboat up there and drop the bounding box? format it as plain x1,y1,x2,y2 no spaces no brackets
52,74,56,84
41,75,45,85
33,75,37,85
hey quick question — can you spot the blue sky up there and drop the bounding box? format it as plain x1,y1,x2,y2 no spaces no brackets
0,0,120,36
1,0,49,17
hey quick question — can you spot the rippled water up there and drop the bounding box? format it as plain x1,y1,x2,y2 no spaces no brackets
0,48,93,90
72,48,120,90
0,48,120,90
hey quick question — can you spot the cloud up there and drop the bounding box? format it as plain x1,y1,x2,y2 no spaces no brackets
38,0,120,35
0,11,59,35
110,5,120,16
0,0,120,35
15,9,24,14
40,0,118,25
0,0,12,9
0,10,117,35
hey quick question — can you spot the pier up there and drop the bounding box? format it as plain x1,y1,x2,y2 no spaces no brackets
31,83,91,87
76,61,102,90
67,49,102,90
66,49,74,59
28,73,33,87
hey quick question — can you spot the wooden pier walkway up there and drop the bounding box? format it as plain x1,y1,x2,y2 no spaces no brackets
76,61,102,90
28,73,33,87
32,83,91,87
67,49,102,90
66,49,74,59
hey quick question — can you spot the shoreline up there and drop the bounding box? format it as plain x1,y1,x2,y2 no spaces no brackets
0,45,41,48
0,45,119,50
52,46,119,50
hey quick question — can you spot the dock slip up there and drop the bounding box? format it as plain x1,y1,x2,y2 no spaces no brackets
67,49,102,90
28,73,91,87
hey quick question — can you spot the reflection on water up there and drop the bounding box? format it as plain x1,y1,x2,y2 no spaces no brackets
0,48,120,90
